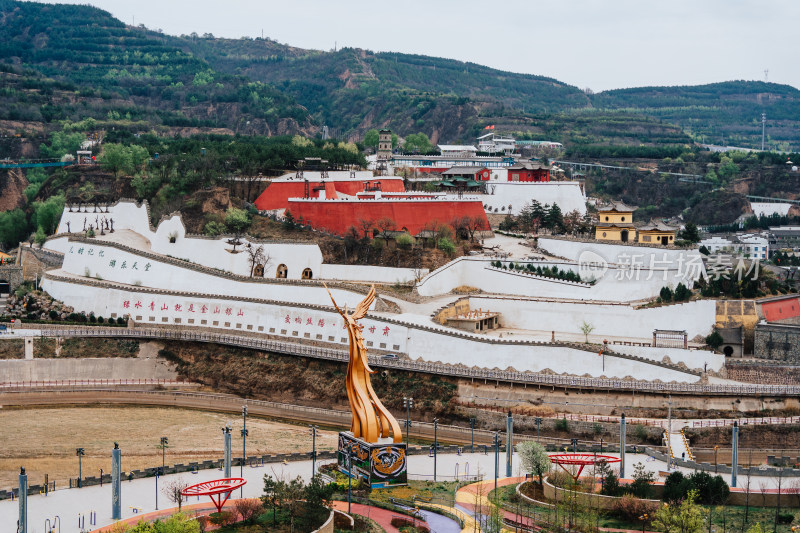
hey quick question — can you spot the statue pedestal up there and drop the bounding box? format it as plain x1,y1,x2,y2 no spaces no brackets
337,432,407,488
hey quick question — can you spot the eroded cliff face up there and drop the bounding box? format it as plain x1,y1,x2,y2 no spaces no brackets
0,168,28,211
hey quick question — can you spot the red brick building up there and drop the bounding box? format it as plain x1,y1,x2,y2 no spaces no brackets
507,161,550,182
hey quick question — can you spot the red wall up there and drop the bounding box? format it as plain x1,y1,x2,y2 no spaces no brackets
254,178,406,210
761,297,800,322
287,199,489,236
508,169,550,182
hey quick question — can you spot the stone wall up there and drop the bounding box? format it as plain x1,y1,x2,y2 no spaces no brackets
754,323,800,363
0,265,23,294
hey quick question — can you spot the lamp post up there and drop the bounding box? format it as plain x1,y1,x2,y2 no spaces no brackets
241,406,248,497
75,448,85,488
493,431,500,495
535,417,542,442
159,437,168,468
469,417,476,452
155,466,163,511
433,418,439,482
638,513,648,533
309,425,319,478
714,445,719,473
346,448,352,515
571,438,579,454
403,397,413,448
222,425,232,479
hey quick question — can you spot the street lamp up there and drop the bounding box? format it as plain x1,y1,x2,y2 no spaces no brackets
638,513,649,533
571,438,579,453
493,431,500,494
433,418,439,482
309,425,319,478
241,406,248,497
714,445,719,473
159,437,168,468
403,397,414,448
469,417,477,452
535,417,543,442
75,448,85,488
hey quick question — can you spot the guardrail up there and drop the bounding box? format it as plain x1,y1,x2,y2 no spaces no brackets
690,416,800,428
10,326,800,397
0,379,192,390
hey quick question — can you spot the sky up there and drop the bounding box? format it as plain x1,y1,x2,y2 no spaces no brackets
41,0,799,92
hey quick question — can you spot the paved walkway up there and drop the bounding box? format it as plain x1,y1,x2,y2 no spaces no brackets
331,501,422,533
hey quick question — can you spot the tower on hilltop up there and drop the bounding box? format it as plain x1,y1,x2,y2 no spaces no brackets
377,129,392,162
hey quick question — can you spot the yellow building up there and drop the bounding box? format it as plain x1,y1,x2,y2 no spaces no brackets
637,220,678,246
595,201,636,243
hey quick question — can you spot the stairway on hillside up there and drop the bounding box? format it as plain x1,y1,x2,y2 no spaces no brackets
668,429,693,462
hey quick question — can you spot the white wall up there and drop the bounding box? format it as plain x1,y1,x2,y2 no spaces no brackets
416,257,693,301
751,202,792,217
319,264,425,284
56,242,371,311
40,277,701,383
470,297,717,344
539,238,705,287
482,182,586,215
610,344,724,372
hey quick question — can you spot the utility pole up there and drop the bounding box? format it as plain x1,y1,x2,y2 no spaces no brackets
433,418,439,482
222,425,232,478
159,437,168,468
667,395,673,470
241,406,248,497
493,431,500,494
619,414,626,479
506,411,514,477
309,425,319,478
731,422,739,488
112,443,121,520
469,417,476,452
761,113,767,151
403,397,413,448
76,448,85,488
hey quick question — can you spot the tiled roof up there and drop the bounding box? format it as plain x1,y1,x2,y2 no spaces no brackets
597,201,638,212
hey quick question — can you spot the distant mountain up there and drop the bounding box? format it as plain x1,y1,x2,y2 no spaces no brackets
590,81,800,150
0,0,312,135
0,0,796,152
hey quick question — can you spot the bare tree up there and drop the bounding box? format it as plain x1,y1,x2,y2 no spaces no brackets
357,218,374,239
375,217,397,245
466,216,488,242
246,243,270,277
162,478,190,511
234,498,264,524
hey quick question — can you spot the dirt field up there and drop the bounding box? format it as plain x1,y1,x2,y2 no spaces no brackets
0,406,340,490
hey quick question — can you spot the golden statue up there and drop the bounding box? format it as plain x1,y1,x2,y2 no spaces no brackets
325,284,402,443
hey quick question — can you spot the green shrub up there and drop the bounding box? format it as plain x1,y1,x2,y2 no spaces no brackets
555,417,569,432
438,237,456,256
611,494,659,522
396,233,414,250
49,310,58,320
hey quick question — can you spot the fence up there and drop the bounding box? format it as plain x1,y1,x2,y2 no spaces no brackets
11,325,800,397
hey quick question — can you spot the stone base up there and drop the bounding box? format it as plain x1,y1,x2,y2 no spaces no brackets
337,432,407,488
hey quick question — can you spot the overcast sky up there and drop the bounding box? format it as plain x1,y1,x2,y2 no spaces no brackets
42,0,798,92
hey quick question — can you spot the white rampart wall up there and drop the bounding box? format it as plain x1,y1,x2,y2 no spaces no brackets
416,257,689,301
40,277,701,382
610,344,724,372
56,242,370,311
319,264,423,283
482,182,586,215
470,297,716,340
52,202,323,279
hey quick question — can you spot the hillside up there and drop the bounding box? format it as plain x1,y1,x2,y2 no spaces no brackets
590,81,800,150
0,0,312,136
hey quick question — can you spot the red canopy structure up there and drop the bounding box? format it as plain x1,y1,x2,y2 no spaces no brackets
181,478,247,513
548,454,621,482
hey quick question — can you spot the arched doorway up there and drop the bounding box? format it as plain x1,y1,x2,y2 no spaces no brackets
253,264,265,277
723,346,734,357
0,280,9,296
302,268,313,280
621,230,629,243
276,264,288,278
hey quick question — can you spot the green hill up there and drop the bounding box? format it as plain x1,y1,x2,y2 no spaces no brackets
0,0,311,135
590,81,800,150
